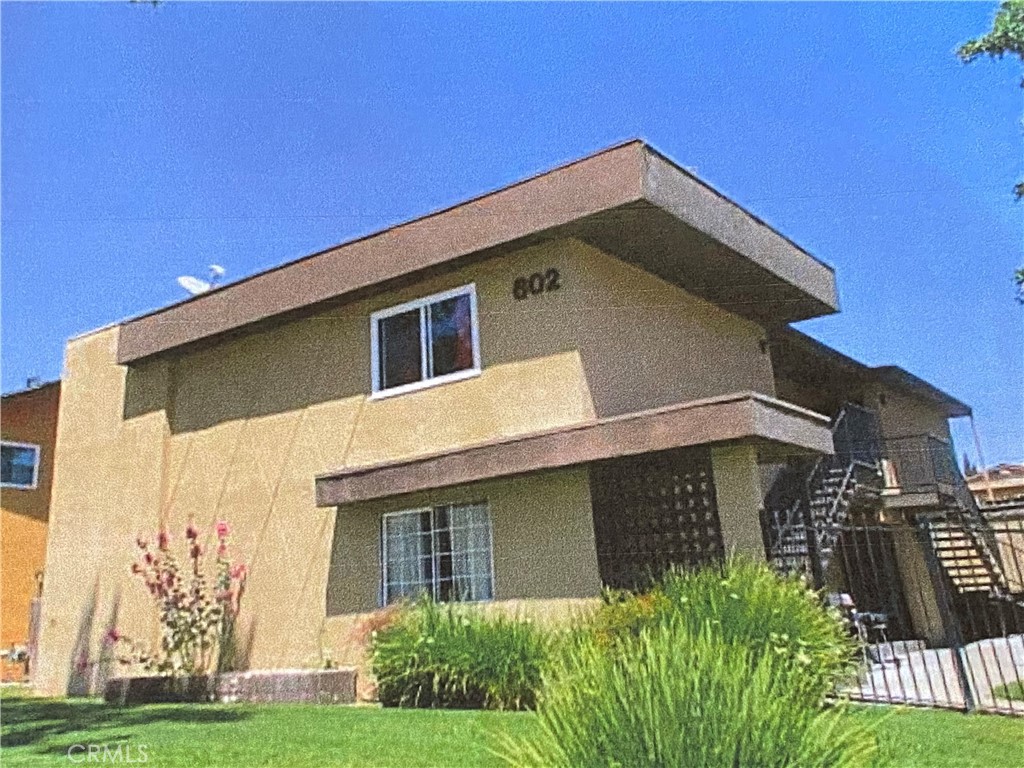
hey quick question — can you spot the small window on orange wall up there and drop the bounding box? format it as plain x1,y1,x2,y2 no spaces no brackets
1,441,40,490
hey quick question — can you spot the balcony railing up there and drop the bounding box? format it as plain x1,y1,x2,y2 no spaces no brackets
882,435,965,497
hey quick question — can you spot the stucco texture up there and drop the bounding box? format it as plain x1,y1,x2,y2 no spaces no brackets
869,385,953,442
35,237,776,695
1,383,60,681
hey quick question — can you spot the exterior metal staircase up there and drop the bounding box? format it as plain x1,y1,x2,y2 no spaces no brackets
888,434,1021,606
763,403,882,581
764,402,1019,609
920,500,1022,609
923,517,1006,594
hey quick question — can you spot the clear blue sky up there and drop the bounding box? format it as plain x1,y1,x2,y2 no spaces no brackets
2,2,1021,465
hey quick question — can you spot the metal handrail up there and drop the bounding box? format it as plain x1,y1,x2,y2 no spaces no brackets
882,434,964,496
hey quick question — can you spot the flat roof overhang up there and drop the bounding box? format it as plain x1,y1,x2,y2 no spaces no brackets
769,327,972,419
314,392,833,508
117,141,838,364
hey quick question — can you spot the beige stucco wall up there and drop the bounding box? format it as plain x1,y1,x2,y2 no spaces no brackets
163,236,775,464
867,385,952,442
35,237,776,695
326,466,601,615
34,330,170,695
302,466,601,703
890,523,946,645
711,444,767,561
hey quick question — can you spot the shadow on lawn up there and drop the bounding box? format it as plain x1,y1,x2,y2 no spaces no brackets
0,692,250,755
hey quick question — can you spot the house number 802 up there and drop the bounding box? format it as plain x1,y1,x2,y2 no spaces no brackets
513,268,561,300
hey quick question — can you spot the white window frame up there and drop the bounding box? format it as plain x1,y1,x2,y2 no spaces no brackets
380,502,495,607
1,441,41,490
369,283,481,399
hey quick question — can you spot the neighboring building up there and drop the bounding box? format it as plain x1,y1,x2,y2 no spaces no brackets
967,464,1024,507
1,380,60,682
32,141,999,696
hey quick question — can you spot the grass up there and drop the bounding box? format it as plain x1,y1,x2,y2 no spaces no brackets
850,706,1024,768
992,680,1024,701
2,688,1023,767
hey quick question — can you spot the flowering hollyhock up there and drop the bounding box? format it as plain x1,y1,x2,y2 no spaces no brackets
111,521,248,678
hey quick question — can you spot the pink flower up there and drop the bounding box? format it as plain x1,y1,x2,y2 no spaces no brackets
157,529,169,550
215,521,230,539
104,628,122,645
230,563,247,581
185,523,199,541
135,536,148,550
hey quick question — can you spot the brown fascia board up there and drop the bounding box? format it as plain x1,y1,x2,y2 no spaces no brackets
117,141,838,364
640,149,837,313
314,392,833,508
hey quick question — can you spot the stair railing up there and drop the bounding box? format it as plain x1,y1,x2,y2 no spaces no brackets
763,403,883,584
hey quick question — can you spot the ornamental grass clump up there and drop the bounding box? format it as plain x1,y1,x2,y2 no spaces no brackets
371,598,551,710
500,559,874,768
501,620,876,768
107,521,247,678
592,557,857,700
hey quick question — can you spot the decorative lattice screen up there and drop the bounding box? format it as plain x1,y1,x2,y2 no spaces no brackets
589,447,724,591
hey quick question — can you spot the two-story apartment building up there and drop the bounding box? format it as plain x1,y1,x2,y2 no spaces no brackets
32,141,985,696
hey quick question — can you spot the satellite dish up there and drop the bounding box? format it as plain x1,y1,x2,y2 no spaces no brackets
177,275,211,295
176,265,226,296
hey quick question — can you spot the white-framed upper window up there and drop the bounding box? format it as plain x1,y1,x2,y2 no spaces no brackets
1,441,40,490
370,283,480,398
382,501,494,606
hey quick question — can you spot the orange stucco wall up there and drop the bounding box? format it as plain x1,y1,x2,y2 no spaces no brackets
1,382,60,681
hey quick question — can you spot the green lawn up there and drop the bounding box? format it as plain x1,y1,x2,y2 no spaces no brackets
2,689,1022,767
992,681,1024,701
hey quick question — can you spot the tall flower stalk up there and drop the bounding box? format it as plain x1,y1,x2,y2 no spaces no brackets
108,521,247,678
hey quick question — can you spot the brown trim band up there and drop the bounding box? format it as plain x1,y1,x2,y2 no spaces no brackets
314,392,833,507
117,142,838,364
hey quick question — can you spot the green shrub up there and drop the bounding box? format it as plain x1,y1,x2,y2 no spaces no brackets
501,559,870,767
371,598,550,710
501,619,877,768
592,558,856,699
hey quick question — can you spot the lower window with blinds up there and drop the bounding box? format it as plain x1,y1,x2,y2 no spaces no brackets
381,501,494,605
